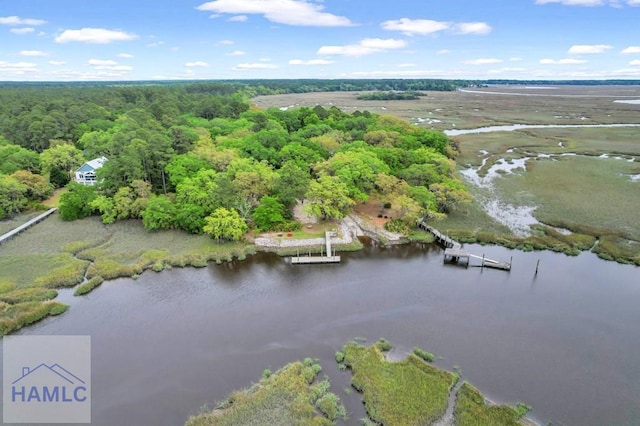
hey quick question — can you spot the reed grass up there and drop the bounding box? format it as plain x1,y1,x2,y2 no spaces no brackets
0,301,68,337
185,359,345,425
453,382,529,426
341,340,456,425
0,288,58,304
74,276,105,296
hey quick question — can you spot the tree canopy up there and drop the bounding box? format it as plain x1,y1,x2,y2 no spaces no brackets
1,81,471,237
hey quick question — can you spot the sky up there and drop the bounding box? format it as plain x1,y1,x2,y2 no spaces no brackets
1,0,640,81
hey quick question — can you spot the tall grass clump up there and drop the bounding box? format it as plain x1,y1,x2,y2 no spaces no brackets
74,276,105,296
185,359,345,426
34,253,88,288
0,301,68,337
0,288,58,304
341,340,456,425
454,382,529,426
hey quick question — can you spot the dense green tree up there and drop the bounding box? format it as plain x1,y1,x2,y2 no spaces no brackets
315,149,390,203
0,175,28,219
59,182,97,221
175,203,207,234
429,179,472,213
0,144,40,175
165,153,213,188
176,169,219,213
253,196,286,231
304,175,355,220
40,144,85,188
90,195,116,224
272,161,311,207
10,170,53,201
203,208,248,241
141,195,175,230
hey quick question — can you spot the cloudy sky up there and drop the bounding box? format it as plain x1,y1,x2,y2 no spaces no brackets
1,0,640,81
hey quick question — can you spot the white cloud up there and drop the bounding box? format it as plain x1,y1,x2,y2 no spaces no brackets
217,39,234,45
147,41,165,47
196,0,354,27
453,22,492,35
185,61,210,67
88,59,132,71
226,50,246,56
510,57,523,61
56,28,137,44
0,16,46,26
381,18,450,36
397,63,417,67
233,63,278,70
437,49,450,55
49,60,66,66
540,58,588,64
381,18,491,36
318,38,407,57
621,46,640,54
568,44,612,54
289,59,334,65
10,27,35,35
464,58,503,65
630,59,640,65
259,57,271,62
0,61,38,75
536,0,639,5
20,50,47,57
118,53,134,58
229,15,248,22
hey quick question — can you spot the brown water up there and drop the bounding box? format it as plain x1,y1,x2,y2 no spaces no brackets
2,242,639,426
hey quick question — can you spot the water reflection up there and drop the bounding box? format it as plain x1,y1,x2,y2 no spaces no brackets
2,243,639,426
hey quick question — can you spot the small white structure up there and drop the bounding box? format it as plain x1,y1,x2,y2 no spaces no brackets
75,157,107,185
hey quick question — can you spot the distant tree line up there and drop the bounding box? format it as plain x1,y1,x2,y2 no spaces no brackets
357,91,425,101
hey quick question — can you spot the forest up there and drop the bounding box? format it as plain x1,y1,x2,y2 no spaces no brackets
0,81,470,239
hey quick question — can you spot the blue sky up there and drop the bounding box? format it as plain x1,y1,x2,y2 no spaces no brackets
1,0,640,81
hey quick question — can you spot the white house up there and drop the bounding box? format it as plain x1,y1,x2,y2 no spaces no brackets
74,157,107,185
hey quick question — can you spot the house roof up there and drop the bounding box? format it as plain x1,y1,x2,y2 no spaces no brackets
77,156,107,172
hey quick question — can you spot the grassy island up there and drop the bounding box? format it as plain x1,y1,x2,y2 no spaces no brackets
185,358,346,426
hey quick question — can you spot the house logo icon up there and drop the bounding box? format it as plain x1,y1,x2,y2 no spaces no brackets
3,335,91,423
11,363,88,403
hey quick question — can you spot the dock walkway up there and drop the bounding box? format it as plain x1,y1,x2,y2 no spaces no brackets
419,220,511,271
290,231,341,264
0,208,58,245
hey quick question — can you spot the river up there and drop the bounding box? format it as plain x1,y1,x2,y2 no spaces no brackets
1,242,639,426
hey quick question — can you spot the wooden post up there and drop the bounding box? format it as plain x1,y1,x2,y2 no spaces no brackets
510,256,513,270
535,259,540,275
481,254,485,269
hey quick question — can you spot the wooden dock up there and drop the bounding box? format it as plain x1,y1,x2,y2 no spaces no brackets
0,208,58,245
420,220,511,271
289,231,341,265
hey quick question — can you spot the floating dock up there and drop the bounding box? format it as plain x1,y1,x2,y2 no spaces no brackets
290,231,341,264
420,220,511,271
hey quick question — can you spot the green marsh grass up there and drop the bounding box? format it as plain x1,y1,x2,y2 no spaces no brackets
0,301,68,337
0,288,58,304
341,340,456,425
0,215,258,335
185,359,345,426
453,382,529,426
74,276,104,296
